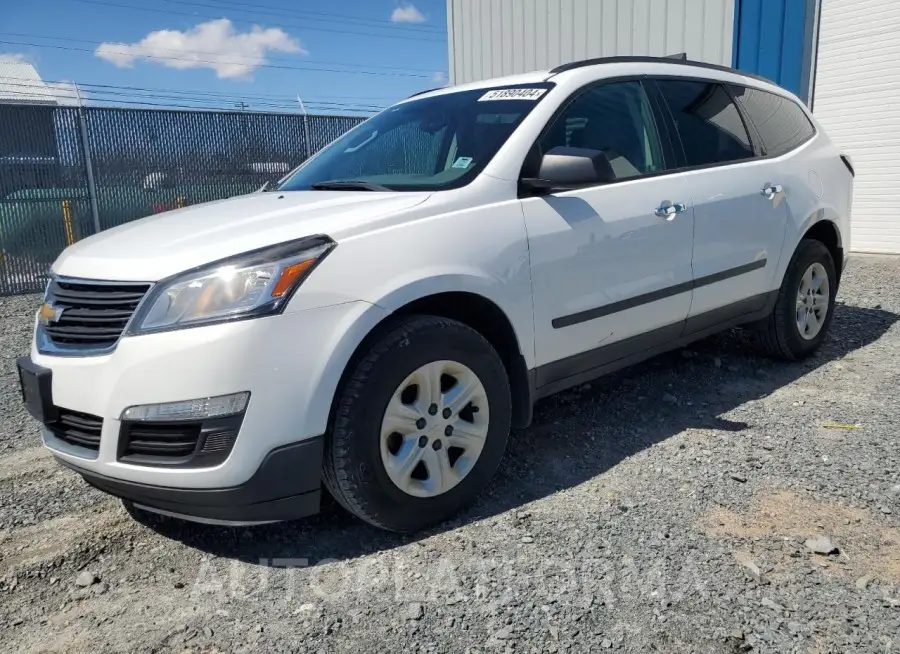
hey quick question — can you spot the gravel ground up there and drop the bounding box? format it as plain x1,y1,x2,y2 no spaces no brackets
1,256,898,654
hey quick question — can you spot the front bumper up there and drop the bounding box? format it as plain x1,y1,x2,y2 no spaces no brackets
56,437,324,525
29,300,390,490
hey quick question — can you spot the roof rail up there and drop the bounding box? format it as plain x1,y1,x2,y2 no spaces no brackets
407,86,442,98
547,55,773,85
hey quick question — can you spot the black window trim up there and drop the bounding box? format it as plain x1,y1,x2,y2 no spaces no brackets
649,75,764,174
517,75,676,198
727,83,818,159
516,72,809,198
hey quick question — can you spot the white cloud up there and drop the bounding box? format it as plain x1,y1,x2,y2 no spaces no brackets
0,52,28,63
391,2,427,23
431,71,448,85
95,19,305,80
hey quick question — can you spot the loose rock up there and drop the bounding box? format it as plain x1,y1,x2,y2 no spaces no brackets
761,597,784,612
74,571,99,587
805,536,839,556
405,603,424,621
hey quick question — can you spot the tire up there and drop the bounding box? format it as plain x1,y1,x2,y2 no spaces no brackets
322,315,512,533
755,238,837,360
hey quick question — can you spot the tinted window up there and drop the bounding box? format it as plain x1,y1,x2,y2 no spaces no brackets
730,85,815,157
656,80,754,167
539,81,664,180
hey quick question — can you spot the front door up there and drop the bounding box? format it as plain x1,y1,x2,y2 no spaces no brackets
520,80,695,389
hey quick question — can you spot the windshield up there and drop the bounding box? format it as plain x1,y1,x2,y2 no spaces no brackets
277,84,555,192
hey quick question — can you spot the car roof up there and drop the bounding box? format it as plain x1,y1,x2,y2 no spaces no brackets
405,56,793,104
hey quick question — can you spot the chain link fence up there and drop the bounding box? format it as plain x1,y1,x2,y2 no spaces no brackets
0,103,366,295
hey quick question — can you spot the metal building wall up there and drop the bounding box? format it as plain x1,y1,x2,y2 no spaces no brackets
732,0,818,102
447,0,736,85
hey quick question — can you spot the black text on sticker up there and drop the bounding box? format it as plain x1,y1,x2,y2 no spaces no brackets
479,88,547,101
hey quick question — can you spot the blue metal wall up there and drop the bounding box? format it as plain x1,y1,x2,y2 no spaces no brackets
733,0,812,100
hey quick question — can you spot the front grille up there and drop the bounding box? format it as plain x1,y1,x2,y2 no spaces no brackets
41,279,151,351
47,409,103,451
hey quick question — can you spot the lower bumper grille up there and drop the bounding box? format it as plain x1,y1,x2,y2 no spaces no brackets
122,423,201,458
47,409,103,451
118,414,242,468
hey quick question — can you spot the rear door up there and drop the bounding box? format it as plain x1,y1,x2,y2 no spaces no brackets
653,79,789,329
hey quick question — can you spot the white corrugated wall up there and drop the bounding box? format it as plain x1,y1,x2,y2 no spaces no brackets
812,0,900,254
447,0,736,85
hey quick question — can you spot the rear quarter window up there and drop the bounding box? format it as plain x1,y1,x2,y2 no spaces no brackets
729,85,816,157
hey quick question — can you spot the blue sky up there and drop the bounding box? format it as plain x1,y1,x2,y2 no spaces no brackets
0,0,449,113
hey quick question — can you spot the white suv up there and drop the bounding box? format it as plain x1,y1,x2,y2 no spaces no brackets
17,57,853,532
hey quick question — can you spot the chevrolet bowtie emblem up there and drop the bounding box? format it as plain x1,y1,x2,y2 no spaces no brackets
38,303,63,326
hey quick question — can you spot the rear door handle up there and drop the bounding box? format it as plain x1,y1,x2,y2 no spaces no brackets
761,183,783,200
655,201,687,220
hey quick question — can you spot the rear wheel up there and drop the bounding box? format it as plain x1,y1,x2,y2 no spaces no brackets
755,239,837,360
322,315,511,532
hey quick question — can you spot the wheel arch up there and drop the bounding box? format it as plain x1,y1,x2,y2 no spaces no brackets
330,289,535,432
801,218,843,285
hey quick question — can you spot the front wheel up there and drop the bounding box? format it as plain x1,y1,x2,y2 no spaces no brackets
322,315,512,533
755,238,837,360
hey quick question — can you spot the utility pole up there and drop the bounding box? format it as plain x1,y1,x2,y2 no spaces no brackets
297,95,312,161
74,83,101,236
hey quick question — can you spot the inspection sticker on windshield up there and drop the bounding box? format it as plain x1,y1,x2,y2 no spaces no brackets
452,156,473,169
479,88,547,102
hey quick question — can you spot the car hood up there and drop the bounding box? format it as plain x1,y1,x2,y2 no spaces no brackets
53,191,431,281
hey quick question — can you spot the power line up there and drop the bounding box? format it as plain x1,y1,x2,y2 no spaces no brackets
162,0,445,34
0,32,438,74
0,87,383,113
0,39,434,79
70,0,445,43
0,80,389,112
71,82,398,104
0,77,398,106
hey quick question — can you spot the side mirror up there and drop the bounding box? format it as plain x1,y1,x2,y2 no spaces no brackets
521,146,614,193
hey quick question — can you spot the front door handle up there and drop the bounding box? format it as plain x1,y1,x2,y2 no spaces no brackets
655,201,687,220
761,183,784,200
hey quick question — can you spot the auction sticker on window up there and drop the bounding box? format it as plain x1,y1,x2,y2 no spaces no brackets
479,88,547,102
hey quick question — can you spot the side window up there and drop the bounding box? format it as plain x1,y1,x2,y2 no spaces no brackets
656,80,754,167
539,81,665,181
730,85,815,157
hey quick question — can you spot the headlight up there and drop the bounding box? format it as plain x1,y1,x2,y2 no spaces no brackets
128,235,334,334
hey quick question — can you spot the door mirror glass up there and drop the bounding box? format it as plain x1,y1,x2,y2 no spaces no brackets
524,146,615,191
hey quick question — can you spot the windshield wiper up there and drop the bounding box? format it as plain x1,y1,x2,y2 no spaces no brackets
309,180,391,192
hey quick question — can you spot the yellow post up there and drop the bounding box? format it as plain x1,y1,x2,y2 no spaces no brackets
175,195,186,209
61,200,75,246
